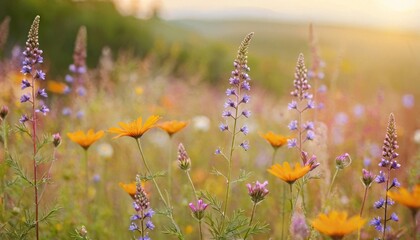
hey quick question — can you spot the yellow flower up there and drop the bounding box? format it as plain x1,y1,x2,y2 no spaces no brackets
47,81,69,94
267,162,310,184
108,115,160,139
387,184,420,210
158,120,188,136
119,182,136,199
311,211,366,239
260,131,288,148
67,129,104,150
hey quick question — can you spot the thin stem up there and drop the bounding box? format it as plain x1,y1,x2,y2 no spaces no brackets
243,202,257,240
281,184,286,240
222,99,239,225
186,171,198,202
198,220,203,240
141,209,145,239
168,135,173,198
31,79,39,240
38,148,57,203
412,209,417,240
1,119,8,220
271,148,278,165
135,139,183,238
84,149,89,222
382,168,391,240
326,168,339,200
289,183,294,211
297,109,302,152
357,187,369,240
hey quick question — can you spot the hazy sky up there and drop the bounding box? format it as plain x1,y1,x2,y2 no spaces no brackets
116,0,420,30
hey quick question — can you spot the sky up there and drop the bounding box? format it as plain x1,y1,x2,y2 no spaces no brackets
114,0,420,30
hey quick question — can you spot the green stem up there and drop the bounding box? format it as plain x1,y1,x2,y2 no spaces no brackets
243,202,257,240
186,171,198,202
31,79,39,240
289,183,294,212
38,148,57,203
222,102,239,226
281,184,286,240
135,139,183,238
326,168,339,201
168,136,173,198
84,149,89,220
357,187,369,240
271,148,278,165
198,220,203,240
1,119,8,220
382,168,391,240
412,209,418,240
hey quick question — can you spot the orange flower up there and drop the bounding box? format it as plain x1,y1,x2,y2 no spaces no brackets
387,184,420,210
311,211,366,239
267,162,310,184
119,182,136,199
158,120,188,136
67,129,104,150
47,81,69,94
260,131,288,148
108,115,160,139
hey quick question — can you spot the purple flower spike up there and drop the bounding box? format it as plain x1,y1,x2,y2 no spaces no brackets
246,180,269,204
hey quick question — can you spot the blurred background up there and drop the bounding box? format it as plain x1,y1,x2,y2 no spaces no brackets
1,1,419,239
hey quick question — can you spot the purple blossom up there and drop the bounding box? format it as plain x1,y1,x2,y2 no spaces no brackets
390,212,398,222
65,74,73,83
246,180,269,204
290,212,309,239
21,65,31,74
301,151,320,171
215,148,222,155
76,86,87,96
240,140,250,151
129,222,138,231
334,112,348,125
288,120,298,131
226,88,236,96
219,123,228,132
306,130,315,141
37,88,48,98
335,153,351,169
389,178,400,189
240,125,249,135
36,105,49,115
241,81,250,91
241,94,250,104
390,160,401,170
189,199,208,220
19,114,29,123
62,107,72,116
20,93,31,103
21,79,31,89
242,110,251,118
374,198,385,209
131,214,141,221
288,101,297,110
222,110,232,118
303,121,314,131
306,100,315,109
224,99,236,109
370,217,383,232
287,138,297,148
375,171,386,183
145,221,154,230
35,70,46,80
303,92,313,100
144,208,155,218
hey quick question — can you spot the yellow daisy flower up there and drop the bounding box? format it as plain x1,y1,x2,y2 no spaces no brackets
158,120,188,136
67,129,104,150
387,184,420,210
311,211,366,240
119,182,136,199
260,131,288,148
267,162,310,184
108,115,160,139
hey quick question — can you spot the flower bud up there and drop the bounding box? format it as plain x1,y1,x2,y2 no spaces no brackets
52,133,61,147
0,106,9,120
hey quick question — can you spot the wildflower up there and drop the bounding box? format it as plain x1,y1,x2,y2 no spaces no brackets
267,162,310,184
370,217,383,232
129,175,154,239
287,138,297,148
301,151,320,171
189,199,208,220
290,212,309,240
0,106,8,120
21,79,31,89
390,212,398,222
288,120,298,131
20,93,31,103
177,143,191,171
288,100,297,110
240,140,250,151
158,120,188,137
311,211,366,239
219,123,229,131
335,153,351,170
246,180,269,204
240,125,249,135
108,115,160,139
242,110,251,118
52,133,61,147
35,105,49,115
37,88,48,98
119,182,137,199
67,129,104,150
361,169,375,187
19,114,29,123
306,130,315,140
260,131,288,149
387,185,420,210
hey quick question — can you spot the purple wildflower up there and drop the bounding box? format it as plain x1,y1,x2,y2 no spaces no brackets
52,133,62,147
145,221,154,230
370,217,383,232
21,79,31,89
20,93,31,103
36,105,49,115
240,140,250,151
215,148,222,155
242,110,251,118
375,171,386,183
222,110,232,118
374,198,385,209
19,114,29,123
306,130,315,141
361,169,374,187
246,180,269,204
335,153,351,170
389,178,400,189
287,138,297,148
301,151,320,171
35,70,46,80
189,199,208,220
240,125,249,135
288,100,298,110
219,123,229,132
288,120,298,131
37,88,48,98
303,121,314,130
390,213,398,222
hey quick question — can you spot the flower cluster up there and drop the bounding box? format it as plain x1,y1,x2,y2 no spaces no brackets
19,16,49,123
129,175,155,240
246,181,269,204
62,26,87,118
370,113,401,236
287,53,315,149
177,143,191,171
219,32,254,151
189,199,208,221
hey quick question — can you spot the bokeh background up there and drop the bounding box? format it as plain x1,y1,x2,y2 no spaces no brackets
0,0,419,239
